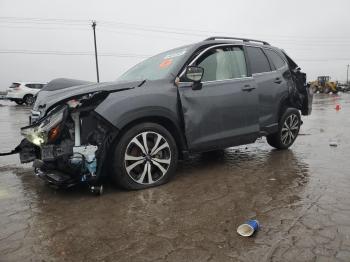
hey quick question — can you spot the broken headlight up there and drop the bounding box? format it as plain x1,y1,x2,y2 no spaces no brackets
21,106,67,147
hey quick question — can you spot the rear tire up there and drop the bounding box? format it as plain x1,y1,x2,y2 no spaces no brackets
111,122,178,190
23,95,35,106
266,108,301,150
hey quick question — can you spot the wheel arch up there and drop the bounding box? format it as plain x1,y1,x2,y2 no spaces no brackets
114,114,188,158
277,95,296,122
23,93,34,99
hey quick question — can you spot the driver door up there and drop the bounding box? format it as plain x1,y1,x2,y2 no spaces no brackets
178,45,259,152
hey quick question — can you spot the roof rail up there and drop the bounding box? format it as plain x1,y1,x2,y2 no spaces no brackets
204,36,270,46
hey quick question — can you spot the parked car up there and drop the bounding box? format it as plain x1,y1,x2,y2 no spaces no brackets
6,82,47,105
18,37,312,194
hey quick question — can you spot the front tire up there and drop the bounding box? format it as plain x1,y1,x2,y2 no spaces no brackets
266,108,301,150
111,123,178,190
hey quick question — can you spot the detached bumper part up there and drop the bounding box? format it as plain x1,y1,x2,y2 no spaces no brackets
18,139,39,163
35,169,77,188
33,159,80,187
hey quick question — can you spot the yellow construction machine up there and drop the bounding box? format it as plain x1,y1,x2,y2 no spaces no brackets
309,76,338,94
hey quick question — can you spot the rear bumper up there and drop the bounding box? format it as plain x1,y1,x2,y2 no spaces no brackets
302,85,313,116
6,92,24,99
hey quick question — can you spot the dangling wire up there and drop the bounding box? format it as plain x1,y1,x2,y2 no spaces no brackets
0,147,20,156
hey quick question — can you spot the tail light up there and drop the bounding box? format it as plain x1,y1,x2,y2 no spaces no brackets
9,83,20,90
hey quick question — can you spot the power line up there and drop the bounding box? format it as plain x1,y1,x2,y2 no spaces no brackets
0,49,149,58
0,16,88,25
1,16,350,42
0,24,90,31
2,23,350,47
99,27,200,42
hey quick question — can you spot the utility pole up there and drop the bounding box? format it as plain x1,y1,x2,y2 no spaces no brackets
92,20,100,83
347,64,349,86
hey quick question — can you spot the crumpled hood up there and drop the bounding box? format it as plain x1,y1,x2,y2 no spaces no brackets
33,78,142,113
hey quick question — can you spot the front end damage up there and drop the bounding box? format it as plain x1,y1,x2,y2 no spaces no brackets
19,91,118,190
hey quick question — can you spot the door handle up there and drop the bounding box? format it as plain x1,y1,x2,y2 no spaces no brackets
274,78,282,84
242,85,256,92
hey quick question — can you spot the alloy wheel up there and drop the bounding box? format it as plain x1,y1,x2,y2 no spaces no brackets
124,131,171,185
281,114,299,146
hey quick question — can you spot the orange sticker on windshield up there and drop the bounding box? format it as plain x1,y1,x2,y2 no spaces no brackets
159,59,172,68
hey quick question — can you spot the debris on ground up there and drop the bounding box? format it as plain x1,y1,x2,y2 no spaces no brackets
237,219,260,237
329,142,338,147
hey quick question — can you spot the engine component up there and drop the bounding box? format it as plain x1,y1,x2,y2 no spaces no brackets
70,145,98,176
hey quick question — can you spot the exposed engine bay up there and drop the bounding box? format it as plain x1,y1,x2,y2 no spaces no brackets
19,91,118,192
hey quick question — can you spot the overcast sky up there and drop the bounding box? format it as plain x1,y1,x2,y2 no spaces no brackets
0,0,349,89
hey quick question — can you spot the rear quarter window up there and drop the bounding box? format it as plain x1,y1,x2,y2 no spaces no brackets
9,83,20,88
246,46,271,74
264,49,287,69
26,84,42,89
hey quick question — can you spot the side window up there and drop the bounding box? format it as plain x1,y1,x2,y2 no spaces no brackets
29,84,43,89
265,49,286,69
195,46,247,82
246,46,271,74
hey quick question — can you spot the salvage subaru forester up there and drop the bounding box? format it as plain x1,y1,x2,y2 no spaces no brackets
18,37,312,194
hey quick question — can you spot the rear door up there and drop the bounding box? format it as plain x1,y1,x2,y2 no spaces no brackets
178,45,259,152
245,46,288,132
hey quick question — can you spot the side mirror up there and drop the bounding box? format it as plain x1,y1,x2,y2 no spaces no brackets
185,66,204,90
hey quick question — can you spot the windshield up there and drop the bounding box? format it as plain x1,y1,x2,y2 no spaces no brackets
118,47,188,81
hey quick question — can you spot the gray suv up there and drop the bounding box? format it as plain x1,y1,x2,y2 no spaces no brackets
18,37,312,193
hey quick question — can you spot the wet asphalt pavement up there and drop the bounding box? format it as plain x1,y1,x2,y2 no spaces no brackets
1,95,350,262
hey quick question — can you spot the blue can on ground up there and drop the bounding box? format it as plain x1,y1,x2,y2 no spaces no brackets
237,219,260,237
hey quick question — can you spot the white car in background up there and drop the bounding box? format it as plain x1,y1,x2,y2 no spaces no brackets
6,82,47,105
